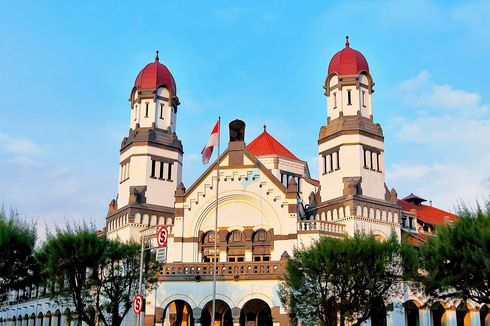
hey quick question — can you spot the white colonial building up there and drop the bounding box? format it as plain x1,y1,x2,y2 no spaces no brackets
1,39,489,326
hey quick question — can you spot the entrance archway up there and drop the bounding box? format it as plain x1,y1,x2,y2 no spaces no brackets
457,303,471,326
240,299,272,326
201,300,233,326
404,300,420,326
370,297,387,326
163,300,194,326
431,302,447,326
481,305,490,326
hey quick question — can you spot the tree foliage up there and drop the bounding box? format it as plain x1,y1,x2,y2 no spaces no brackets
36,224,159,326
280,232,402,326
414,198,490,304
0,207,39,303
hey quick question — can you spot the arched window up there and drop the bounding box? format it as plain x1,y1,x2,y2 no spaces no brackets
202,231,219,262
227,231,245,262
252,230,271,262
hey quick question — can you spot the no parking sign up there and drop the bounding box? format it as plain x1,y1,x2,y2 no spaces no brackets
133,294,144,315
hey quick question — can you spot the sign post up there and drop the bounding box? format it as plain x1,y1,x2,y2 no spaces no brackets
133,294,144,315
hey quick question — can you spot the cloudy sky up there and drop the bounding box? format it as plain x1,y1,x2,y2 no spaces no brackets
0,1,489,237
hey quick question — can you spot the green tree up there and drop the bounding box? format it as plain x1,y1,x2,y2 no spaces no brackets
0,207,38,303
95,240,159,326
37,224,159,326
36,224,107,326
280,232,402,326
416,199,490,304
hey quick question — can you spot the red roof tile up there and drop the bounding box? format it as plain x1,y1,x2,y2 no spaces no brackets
134,51,176,94
246,126,299,160
398,199,458,225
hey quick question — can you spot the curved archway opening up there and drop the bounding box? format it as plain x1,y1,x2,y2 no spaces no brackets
163,299,194,326
457,303,470,326
480,304,490,326
201,299,232,326
431,302,447,326
404,300,420,326
370,297,386,326
240,299,272,326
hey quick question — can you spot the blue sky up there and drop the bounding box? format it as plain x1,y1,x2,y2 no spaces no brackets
0,1,489,236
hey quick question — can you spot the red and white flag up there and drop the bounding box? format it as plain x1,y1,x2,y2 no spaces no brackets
201,120,219,164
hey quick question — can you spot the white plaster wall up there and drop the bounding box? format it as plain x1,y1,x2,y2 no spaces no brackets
117,146,182,208
319,133,385,201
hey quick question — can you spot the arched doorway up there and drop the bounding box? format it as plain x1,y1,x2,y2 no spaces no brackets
404,300,420,326
240,299,272,326
431,302,447,326
457,303,471,326
481,305,490,326
201,300,233,326
370,297,387,326
163,300,194,326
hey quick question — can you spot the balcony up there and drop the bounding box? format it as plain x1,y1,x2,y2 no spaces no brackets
297,219,346,238
159,259,286,282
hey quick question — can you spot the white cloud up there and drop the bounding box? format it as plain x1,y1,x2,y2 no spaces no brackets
398,71,488,116
0,132,43,156
388,72,490,210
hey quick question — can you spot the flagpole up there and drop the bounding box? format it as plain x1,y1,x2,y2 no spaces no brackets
211,116,220,326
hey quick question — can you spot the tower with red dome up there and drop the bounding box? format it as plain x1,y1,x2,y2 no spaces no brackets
317,37,399,237
105,51,183,240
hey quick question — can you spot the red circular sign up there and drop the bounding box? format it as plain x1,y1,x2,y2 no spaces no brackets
157,226,168,247
133,294,144,315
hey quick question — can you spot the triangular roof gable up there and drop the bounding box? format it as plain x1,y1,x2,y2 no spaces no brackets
246,128,299,161
182,147,289,200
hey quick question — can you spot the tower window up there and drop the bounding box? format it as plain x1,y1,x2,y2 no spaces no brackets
159,161,165,179
145,103,149,117
134,105,138,121
376,153,381,172
363,149,367,168
323,155,327,174
160,103,164,119
347,90,352,105
330,154,334,173
336,151,340,170
150,160,156,178
167,163,172,181
333,92,337,109
362,91,366,107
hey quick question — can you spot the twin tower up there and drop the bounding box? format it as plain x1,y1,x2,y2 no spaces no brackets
106,38,395,240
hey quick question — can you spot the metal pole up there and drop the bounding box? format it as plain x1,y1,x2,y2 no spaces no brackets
211,117,221,326
137,235,145,326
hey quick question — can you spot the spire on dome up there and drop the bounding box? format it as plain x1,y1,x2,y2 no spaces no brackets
155,50,160,62
263,124,267,132
345,35,350,48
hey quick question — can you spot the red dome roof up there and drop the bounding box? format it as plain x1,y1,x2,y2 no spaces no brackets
328,37,369,76
134,51,176,94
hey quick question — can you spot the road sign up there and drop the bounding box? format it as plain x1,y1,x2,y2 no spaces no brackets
133,294,144,315
156,247,167,262
157,226,168,247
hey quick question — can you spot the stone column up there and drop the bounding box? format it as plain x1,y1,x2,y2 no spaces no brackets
444,307,457,326
469,308,481,326
51,315,59,326
419,308,431,326
231,307,241,326
386,302,405,326
192,308,202,326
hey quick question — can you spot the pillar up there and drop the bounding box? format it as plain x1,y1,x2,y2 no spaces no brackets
469,308,481,326
445,308,457,326
419,308,431,326
231,307,241,326
386,302,405,326
193,308,202,326
51,315,59,326
58,314,66,326
44,315,51,326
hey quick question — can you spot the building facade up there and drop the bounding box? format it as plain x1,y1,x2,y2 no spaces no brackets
1,40,489,326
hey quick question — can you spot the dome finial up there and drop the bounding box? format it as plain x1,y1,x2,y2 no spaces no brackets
263,124,267,132
345,36,350,48
155,50,160,62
